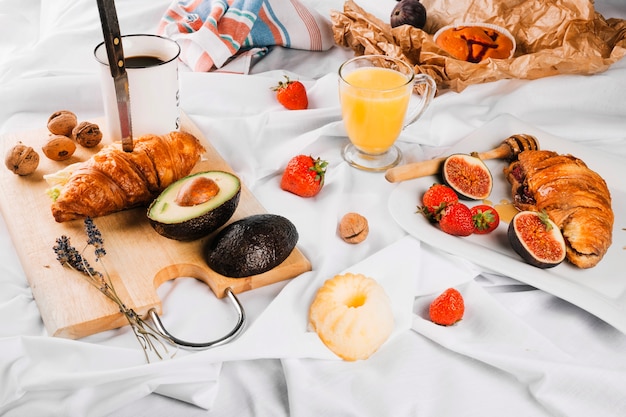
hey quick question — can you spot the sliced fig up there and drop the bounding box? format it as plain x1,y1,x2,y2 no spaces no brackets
508,211,566,269
442,153,493,200
390,0,427,29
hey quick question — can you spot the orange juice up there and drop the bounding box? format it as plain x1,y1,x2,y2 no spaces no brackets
340,67,411,155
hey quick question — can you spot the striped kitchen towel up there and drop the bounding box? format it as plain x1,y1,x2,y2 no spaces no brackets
158,0,335,73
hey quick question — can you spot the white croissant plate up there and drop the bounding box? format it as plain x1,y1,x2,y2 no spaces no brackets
389,115,626,334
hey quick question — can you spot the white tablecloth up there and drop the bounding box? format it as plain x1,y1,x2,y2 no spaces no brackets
1,1,626,416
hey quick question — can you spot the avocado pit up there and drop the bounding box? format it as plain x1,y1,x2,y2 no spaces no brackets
148,171,241,241
175,176,220,206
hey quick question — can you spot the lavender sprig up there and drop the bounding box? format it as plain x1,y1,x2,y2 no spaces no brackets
54,235,101,278
84,217,106,259
53,217,175,362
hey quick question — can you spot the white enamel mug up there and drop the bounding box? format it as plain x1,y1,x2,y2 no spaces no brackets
94,34,181,141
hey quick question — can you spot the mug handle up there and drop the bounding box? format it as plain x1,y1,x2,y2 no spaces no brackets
404,73,437,128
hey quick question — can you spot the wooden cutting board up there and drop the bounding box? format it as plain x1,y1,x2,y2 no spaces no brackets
0,113,311,339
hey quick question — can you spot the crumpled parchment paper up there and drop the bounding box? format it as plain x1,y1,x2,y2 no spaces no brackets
331,0,626,93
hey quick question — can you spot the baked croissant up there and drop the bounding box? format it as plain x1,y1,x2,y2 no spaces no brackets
48,131,205,222
503,150,613,268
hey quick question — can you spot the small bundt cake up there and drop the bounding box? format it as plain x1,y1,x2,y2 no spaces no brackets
308,273,394,361
435,24,515,63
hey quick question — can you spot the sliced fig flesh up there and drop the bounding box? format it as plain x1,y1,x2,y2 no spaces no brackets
508,211,566,268
442,153,493,200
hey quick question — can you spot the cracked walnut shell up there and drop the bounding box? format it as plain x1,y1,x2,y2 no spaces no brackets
73,121,103,148
47,110,77,136
339,212,369,244
5,142,40,175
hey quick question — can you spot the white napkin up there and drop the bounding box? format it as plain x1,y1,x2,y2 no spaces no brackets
411,261,626,417
203,235,421,361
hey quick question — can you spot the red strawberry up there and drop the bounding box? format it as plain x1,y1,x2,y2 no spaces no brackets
429,288,465,326
470,204,500,234
419,183,458,220
280,155,328,197
438,202,474,236
272,76,308,110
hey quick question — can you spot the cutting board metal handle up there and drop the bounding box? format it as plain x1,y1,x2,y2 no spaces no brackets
148,287,246,350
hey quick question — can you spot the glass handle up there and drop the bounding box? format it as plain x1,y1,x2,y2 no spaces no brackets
404,74,437,128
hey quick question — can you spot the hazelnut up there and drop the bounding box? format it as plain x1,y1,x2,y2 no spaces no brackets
4,142,39,175
338,212,369,244
73,121,103,148
42,135,76,161
47,110,77,136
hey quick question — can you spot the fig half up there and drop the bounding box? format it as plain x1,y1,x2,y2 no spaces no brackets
442,153,493,200
508,211,566,268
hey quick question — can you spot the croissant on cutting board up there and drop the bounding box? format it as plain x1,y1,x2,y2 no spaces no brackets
503,150,613,269
47,131,205,222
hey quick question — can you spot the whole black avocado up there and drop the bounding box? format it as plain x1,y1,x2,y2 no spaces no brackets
205,213,298,278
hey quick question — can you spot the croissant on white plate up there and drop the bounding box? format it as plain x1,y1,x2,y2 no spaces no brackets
503,150,613,269
47,131,205,223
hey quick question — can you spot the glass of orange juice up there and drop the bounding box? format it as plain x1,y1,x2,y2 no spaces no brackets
339,55,436,171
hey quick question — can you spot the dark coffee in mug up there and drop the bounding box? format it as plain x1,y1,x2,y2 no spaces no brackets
125,55,165,68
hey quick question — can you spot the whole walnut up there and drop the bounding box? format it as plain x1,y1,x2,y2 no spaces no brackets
42,135,76,161
47,110,77,136
5,142,40,176
72,121,103,148
338,212,369,244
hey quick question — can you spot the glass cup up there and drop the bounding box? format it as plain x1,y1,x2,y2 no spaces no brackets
94,34,181,142
339,55,436,171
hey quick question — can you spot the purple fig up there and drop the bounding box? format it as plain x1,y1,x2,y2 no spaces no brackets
390,0,427,29
442,153,493,200
508,211,566,269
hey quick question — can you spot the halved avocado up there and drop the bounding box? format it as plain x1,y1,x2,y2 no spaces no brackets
147,171,241,241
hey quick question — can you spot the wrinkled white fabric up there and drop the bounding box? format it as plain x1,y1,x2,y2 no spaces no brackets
1,0,626,416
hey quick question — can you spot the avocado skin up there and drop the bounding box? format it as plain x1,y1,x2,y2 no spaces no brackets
206,214,298,278
150,189,241,241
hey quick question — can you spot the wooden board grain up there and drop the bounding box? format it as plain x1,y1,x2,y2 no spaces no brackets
0,113,311,339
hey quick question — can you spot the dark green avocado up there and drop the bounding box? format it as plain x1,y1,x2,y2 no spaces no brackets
147,171,241,241
206,213,298,278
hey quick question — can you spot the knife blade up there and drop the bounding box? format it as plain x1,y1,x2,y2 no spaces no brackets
96,0,133,152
